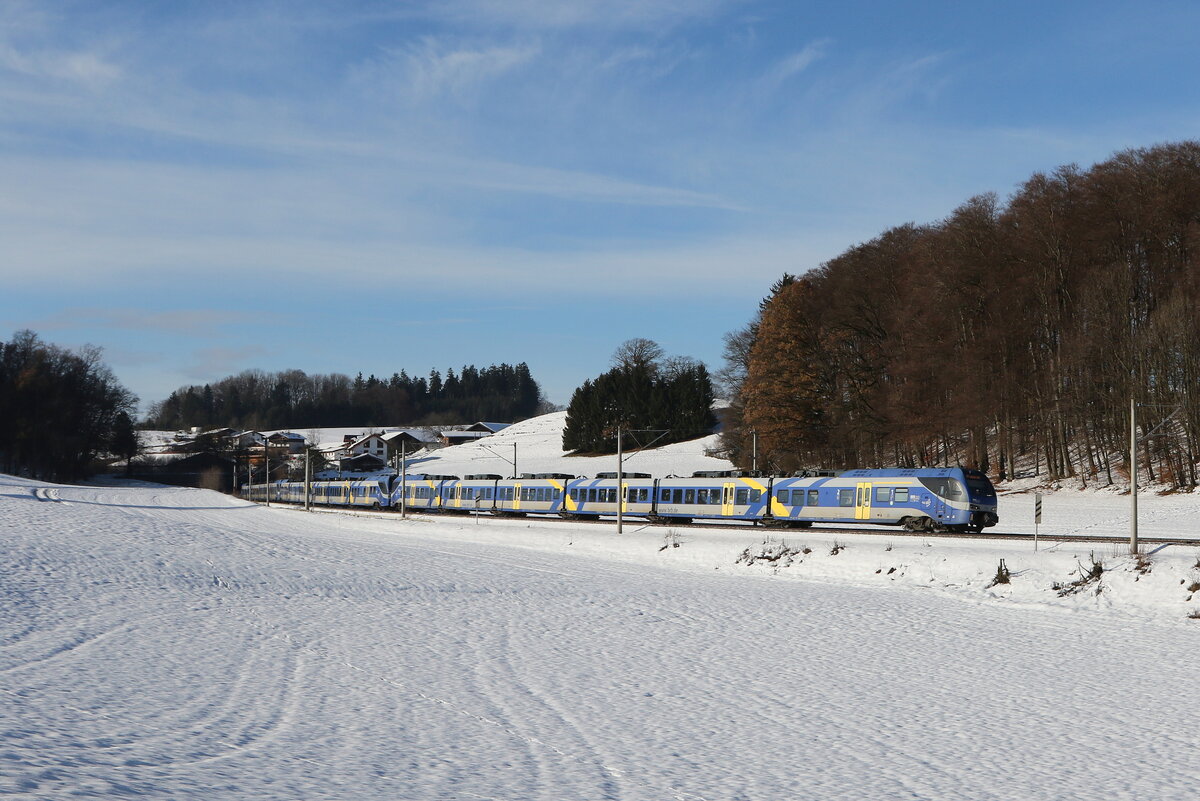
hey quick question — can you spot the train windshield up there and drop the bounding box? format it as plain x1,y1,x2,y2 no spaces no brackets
918,477,965,500
965,476,996,499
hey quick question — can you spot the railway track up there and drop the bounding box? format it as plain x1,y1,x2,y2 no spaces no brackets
254,500,1200,548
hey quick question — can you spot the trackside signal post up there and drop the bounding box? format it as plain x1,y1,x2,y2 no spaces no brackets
1034,492,1042,550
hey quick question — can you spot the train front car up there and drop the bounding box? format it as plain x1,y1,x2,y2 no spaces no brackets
835,467,998,533
959,469,999,532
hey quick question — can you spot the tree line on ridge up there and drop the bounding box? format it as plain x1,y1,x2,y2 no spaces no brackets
720,141,1200,489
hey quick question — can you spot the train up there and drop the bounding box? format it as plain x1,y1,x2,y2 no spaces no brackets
243,466,999,533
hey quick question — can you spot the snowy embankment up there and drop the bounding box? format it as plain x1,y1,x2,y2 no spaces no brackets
5,471,1200,800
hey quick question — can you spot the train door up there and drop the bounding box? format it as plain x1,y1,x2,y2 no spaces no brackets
855,482,872,520
512,482,522,511
721,483,736,516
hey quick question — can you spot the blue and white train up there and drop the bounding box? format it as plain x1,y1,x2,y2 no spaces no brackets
244,466,999,533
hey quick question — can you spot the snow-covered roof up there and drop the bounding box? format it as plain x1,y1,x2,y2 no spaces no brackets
442,431,493,441
382,429,441,444
469,422,511,433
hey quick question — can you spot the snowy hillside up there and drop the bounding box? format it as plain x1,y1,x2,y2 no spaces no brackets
402,411,734,477
5,467,1200,798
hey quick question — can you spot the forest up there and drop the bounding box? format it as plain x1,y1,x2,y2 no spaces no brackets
562,339,717,454
0,330,138,481
720,141,1200,489
146,363,543,431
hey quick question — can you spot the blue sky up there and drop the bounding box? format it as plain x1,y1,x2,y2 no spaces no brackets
3,0,1199,413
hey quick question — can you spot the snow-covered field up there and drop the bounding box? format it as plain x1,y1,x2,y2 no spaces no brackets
5,463,1200,800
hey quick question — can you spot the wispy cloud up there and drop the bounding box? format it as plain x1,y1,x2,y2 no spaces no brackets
0,43,121,87
184,346,268,381
757,40,829,95
354,37,540,103
28,308,271,336
422,0,733,31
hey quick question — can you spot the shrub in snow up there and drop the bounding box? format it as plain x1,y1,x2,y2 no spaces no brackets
736,540,804,567
987,559,1011,588
1054,554,1104,597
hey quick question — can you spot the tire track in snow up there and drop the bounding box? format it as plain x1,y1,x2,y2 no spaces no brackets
489,616,628,800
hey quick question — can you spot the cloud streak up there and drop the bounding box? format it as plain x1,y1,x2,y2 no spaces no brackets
27,308,273,336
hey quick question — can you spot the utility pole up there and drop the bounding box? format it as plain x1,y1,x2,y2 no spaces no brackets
616,426,623,534
304,449,311,512
1130,396,1138,555
400,440,408,519
513,443,517,479
264,443,270,508
752,430,758,473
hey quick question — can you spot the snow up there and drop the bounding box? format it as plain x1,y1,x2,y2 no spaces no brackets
403,411,734,478
7,419,1200,798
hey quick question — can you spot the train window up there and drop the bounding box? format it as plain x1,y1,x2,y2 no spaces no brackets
807,490,819,506
736,488,748,505
894,488,909,503
965,477,996,498
684,489,695,504
919,477,965,499
875,487,891,503
838,488,855,506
